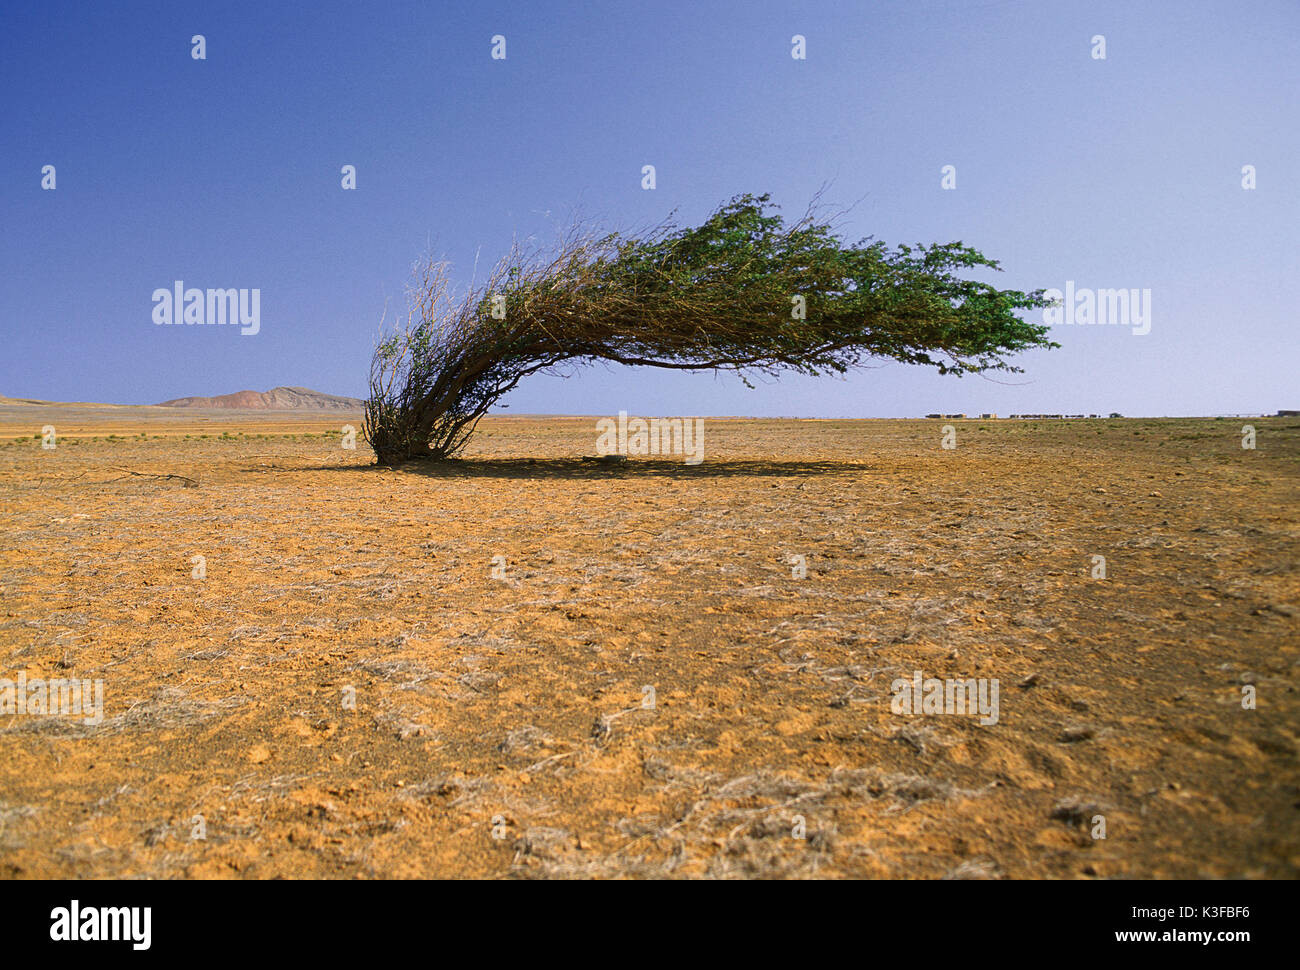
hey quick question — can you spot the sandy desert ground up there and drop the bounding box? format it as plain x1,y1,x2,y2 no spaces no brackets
1,404,1297,879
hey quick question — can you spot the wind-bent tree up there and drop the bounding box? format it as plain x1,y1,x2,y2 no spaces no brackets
364,194,1055,464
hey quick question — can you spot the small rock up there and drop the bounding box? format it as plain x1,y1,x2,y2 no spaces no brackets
1058,726,1094,743
1051,795,1111,826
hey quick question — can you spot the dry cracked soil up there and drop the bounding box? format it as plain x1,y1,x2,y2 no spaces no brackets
1,406,1297,878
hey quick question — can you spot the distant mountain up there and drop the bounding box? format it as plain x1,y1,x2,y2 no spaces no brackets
157,386,364,410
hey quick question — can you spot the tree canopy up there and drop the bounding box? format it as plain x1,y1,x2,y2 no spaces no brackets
364,193,1056,464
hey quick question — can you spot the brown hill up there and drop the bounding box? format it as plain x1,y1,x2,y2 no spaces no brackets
157,386,363,410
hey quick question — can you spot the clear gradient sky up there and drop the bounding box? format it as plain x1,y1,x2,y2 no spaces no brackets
2,0,1296,416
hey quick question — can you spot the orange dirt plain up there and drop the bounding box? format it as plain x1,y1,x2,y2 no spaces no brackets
1,404,1297,879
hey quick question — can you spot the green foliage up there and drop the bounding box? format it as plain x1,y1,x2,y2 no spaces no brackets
591,193,1054,378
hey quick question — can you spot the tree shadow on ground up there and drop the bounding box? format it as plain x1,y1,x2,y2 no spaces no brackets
272,457,869,480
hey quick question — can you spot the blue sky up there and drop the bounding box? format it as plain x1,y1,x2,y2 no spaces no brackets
2,0,1296,416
